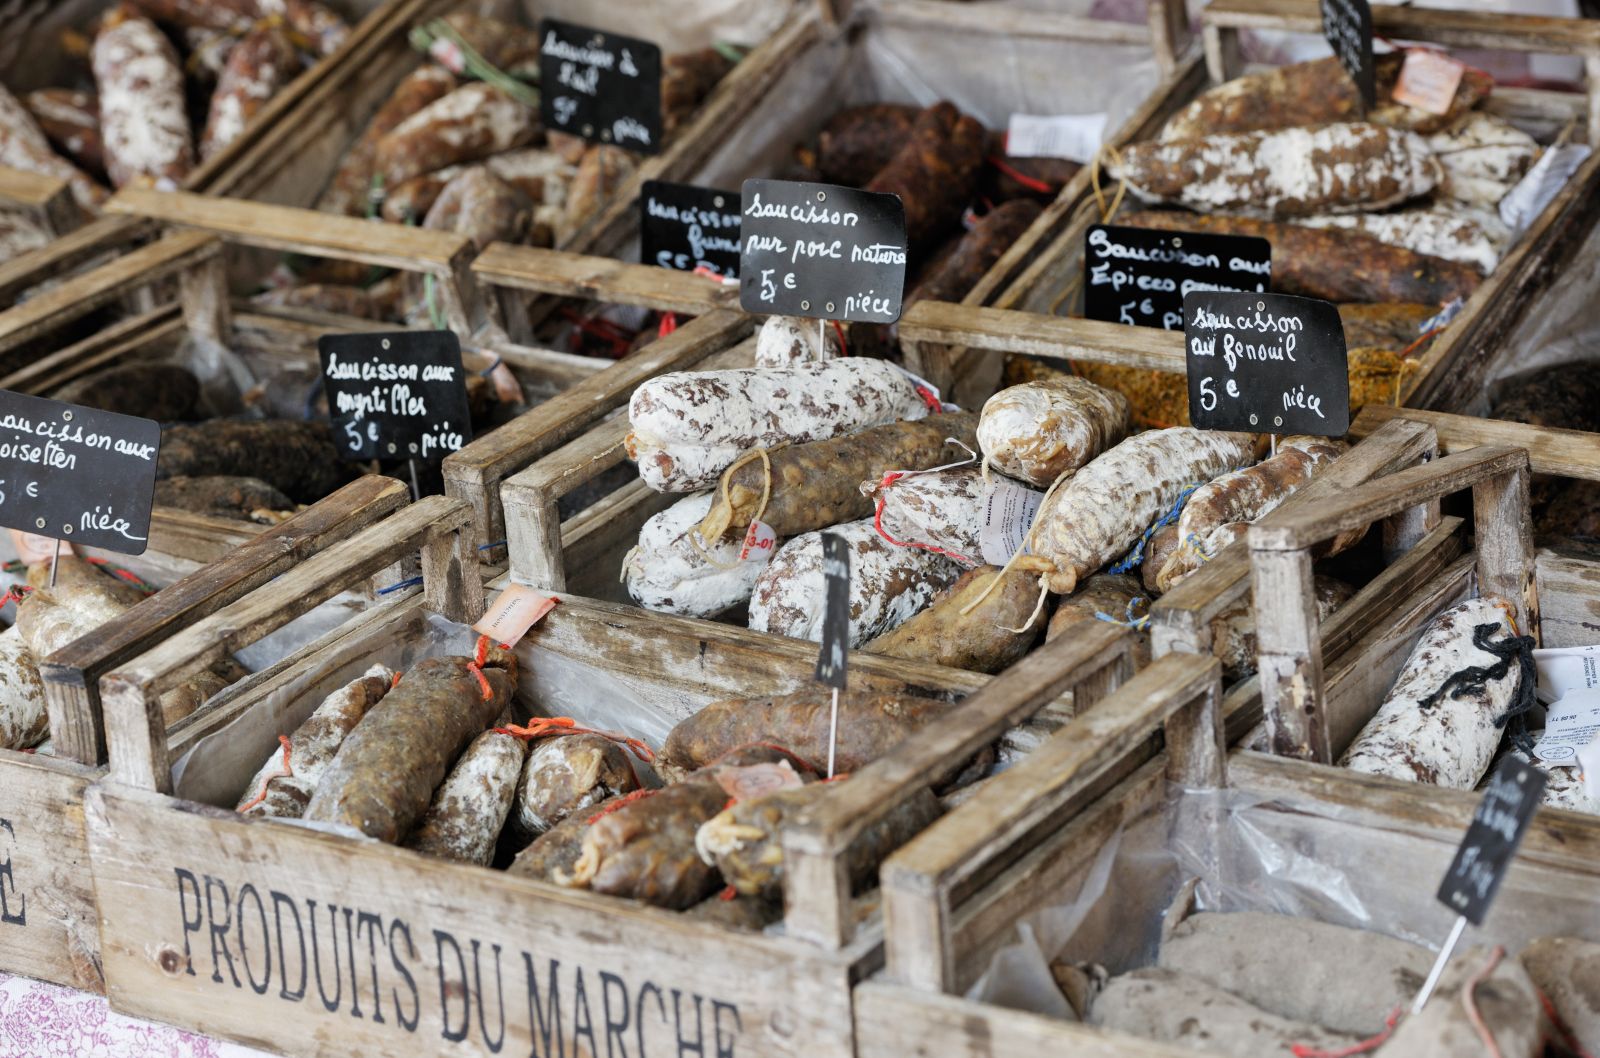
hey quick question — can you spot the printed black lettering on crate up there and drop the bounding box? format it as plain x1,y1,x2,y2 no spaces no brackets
1084,225,1270,331
0,391,160,554
319,331,473,463
539,19,663,154
642,180,742,278
168,868,744,1055
0,819,22,928
1183,291,1350,437
739,179,908,323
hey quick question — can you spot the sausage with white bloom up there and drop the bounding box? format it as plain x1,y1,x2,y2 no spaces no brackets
977,377,1131,487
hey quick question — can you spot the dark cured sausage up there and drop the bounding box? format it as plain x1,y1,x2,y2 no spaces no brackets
52,362,199,421
157,419,354,505
814,104,919,187
154,476,294,519
304,648,518,842
907,200,1042,307
1118,211,1481,305
563,778,728,909
661,49,735,137
867,102,987,253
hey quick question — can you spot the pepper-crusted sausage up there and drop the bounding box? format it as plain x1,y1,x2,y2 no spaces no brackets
1017,428,1259,595
627,359,933,493
93,8,194,189
1115,123,1440,218
1118,211,1481,305
237,666,394,819
867,102,987,253
977,377,1131,487
696,413,980,543
303,648,518,842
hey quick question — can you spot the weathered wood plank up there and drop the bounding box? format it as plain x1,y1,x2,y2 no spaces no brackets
471,245,740,314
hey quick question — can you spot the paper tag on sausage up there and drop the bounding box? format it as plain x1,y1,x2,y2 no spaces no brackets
1390,49,1465,116
428,37,467,73
1580,735,1600,799
737,519,778,564
1533,643,1600,704
1533,689,1600,766
8,530,72,566
1006,113,1107,163
714,761,806,802
1500,144,1593,234
473,585,557,648
979,477,1045,565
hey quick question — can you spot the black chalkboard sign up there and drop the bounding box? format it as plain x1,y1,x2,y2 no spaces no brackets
318,331,473,463
739,179,907,324
1084,224,1271,331
0,391,159,555
641,180,742,278
538,19,662,155
1184,291,1350,437
814,532,850,689
1437,757,1547,926
1321,0,1376,108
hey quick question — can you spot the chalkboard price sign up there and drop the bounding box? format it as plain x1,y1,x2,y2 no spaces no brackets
814,532,850,690
538,19,662,155
641,180,742,278
1084,224,1271,331
1321,0,1376,108
739,179,908,323
1437,757,1547,925
1184,291,1350,437
0,391,159,555
318,331,473,463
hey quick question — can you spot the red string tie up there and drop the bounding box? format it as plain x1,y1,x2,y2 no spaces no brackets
237,735,293,814
586,787,659,824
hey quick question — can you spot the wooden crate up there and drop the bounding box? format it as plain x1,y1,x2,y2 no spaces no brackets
0,165,79,242
81,476,1137,1056
0,476,405,993
923,1,1600,412
855,555,1600,1055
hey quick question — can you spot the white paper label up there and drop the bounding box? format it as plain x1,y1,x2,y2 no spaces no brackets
737,519,777,564
1006,113,1107,163
1500,144,1592,233
1580,735,1600,799
979,477,1045,565
1389,49,1465,116
429,37,467,73
1533,643,1600,704
1533,689,1600,765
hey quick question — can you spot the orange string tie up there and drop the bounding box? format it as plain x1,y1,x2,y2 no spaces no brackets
496,716,656,762
466,662,493,702
237,735,293,814
986,155,1056,195
658,311,678,338
391,671,402,689
871,471,973,565
1290,1007,1401,1058
587,787,659,824
1462,947,1507,1058
717,885,739,902
829,318,849,357
1538,988,1597,1058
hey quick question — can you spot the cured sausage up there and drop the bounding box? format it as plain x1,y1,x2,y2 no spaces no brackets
373,83,538,188
317,66,457,216
1337,302,1439,352
696,413,980,543
1300,205,1508,274
158,419,354,504
510,733,641,842
977,377,1130,487
661,688,961,776
1157,436,1345,591
406,727,526,863
1427,112,1539,207
22,89,105,178
813,104,919,187
1117,211,1481,305
1046,573,1151,665
1492,362,1600,435
427,13,541,78
0,628,49,751
754,315,841,367
1016,428,1259,595
560,775,728,909
199,24,302,162
1520,936,1600,1051
863,466,986,568
1090,968,1362,1054
624,492,777,618
1113,123,1440,217
696,782,940,900
906,200,1043,307
303,647,518,842
1210,576,1354,682
154,476,294,521
626,359,933,493
93,9,195,189
0,83,106,210
558,145,636,245
1378,948,1543,1058
1141,524,1181,596
237,666,393,818
275,0,350,57
1339,597,1522,789
863,565,1041,672
661,49,735,136
867,102,987,252
749,518,962,646
506,793,622,882
253,282,381,319
51,362,200,421
419,167,531,249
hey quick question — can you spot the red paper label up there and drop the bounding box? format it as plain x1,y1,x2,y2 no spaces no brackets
472,585,557,648
1391,49,1466,117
